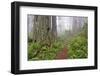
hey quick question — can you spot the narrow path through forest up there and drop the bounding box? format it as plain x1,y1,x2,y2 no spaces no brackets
56,47,68,59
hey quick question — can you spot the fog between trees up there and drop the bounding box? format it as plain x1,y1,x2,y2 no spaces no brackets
28,15,88,60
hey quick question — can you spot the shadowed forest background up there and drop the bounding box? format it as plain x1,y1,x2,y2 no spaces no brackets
28,15,88,60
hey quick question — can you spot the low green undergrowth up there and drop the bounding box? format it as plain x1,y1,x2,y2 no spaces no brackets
67,24,88,59
28,41,64,60
67,35,88,59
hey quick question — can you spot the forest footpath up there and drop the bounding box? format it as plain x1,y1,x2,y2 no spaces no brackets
56,47,68,59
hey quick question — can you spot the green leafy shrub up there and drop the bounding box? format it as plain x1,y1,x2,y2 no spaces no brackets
28,42,41,59
67,36,87,58
67,30,88,59
28,41,64,60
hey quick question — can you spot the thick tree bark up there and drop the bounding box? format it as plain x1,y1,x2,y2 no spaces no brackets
32,15,57,47
33,15,52,46
51,16,57,41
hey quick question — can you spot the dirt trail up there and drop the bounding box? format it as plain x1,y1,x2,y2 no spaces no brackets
56,47,68,59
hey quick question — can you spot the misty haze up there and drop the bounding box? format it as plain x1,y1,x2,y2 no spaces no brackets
28,15,88,60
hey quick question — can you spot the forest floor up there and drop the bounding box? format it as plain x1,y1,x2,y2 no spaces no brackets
56,47,68,59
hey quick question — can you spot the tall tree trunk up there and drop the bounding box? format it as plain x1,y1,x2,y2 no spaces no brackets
33,15,52,46
51,16,57,41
